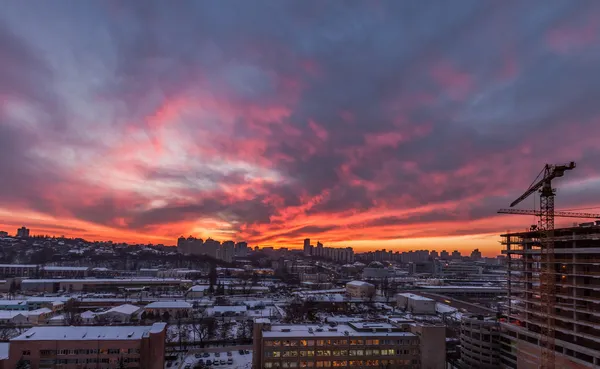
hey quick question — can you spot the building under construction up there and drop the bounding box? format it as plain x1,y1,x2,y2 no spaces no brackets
501,222,600,368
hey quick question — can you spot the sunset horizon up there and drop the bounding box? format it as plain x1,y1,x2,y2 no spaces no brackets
2,1,600,260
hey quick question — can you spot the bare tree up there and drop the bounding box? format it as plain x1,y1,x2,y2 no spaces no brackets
0,323,17,341
190,311,217,347
64,299,82,326
218,320,233,341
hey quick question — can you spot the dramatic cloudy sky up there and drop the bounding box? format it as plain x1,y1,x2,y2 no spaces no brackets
2,1,600,255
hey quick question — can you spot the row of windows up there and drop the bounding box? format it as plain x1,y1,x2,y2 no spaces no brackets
265,339,416,347
37,348,140,356
40,358,139,364
263,359,418,368
266,349,417,358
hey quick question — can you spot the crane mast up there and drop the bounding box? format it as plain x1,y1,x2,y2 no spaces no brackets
503,161,575,369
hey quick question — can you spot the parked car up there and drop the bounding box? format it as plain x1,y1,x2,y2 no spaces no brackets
203,353,210,358
239,350,245,355
227,359,233,365
185,365,191,369
195,354,202,359
215,353,220,358
227,352,232,357
166,362,173,368
220,360,226,365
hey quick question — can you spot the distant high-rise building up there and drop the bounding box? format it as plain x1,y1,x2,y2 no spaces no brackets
235,242,249,257
303,238,311,256
430,250,439,259
177,236,189,254
221,240,235,263
470,248,482,260
16,227,30,238
451,250,462,259
440,250,450,260
0,231,8,238
203,238,220,259
316,242,323,257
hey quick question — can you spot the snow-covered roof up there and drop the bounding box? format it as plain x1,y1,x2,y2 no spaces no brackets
104,304,141,315
0,264,36,268
21,278,187,284
346,281,373,288
188,285,210,292
81,311,96,319
0,300,26,306
263,324,416,338
28,308,52,315
396,293,434,301
12,325,163,341
42,266,89,271
145,301,192,309
0,311,28,319
0,342,8,360
207,306,247,313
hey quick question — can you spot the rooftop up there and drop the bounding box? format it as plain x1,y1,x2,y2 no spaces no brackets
12,323,166,341
263,324,416,338
21,278,187,284
145,301,192,309
346,281,374,288
397,293,434,301
103,304,141,315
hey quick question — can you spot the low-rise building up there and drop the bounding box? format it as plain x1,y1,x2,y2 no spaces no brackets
345,281,375,299
5,323,166,369
20,278,190,293
253,320,446,369
186,285,211,298
396,293,436,314
98,304,142,323
206,305,248,317
144,301,192,318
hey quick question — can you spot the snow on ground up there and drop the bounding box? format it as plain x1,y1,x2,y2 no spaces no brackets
170,350,253,369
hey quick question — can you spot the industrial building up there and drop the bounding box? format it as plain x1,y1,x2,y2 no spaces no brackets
501,224,600,368
396,293,436,315
253,319,446,369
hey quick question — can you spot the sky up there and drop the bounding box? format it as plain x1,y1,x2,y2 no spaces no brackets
1,1,600,256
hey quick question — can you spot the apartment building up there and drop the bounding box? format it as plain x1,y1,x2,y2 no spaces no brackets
253,319,446,369
459,315,501,369
5,323,166,369
501,224,600,368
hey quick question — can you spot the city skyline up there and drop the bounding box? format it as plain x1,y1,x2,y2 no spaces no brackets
2,1,600,256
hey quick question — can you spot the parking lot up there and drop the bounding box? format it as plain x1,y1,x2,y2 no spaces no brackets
166,349,253,369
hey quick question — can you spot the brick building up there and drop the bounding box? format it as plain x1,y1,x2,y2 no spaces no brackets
5,323,166,369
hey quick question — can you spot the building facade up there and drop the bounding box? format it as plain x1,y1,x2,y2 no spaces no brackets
253,320,445,369
345,281,375,299
459,315,501,369
6,323,166,369
501,225,600,368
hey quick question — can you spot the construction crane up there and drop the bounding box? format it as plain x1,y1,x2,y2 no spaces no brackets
498,208,600,219
500,161,576,369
